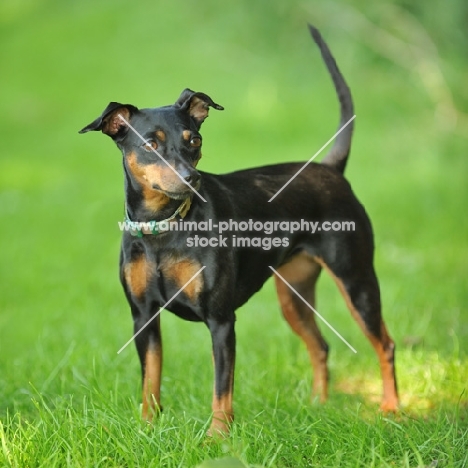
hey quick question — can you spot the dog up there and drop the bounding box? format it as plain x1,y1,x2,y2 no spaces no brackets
79,25,398,435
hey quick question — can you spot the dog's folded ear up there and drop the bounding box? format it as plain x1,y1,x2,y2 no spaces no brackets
175,89,224,127
79,102,139,138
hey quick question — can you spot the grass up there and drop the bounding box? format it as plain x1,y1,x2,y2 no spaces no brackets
1,335,467,466
1,0,467,466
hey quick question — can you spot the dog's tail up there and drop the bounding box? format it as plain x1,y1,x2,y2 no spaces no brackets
309,24,354,174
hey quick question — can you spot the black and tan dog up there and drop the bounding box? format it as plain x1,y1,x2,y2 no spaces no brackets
80,25,398,434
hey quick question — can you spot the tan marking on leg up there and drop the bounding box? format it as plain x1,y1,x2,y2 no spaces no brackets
275,253,328,402
124,255,155,298
162,258,203,303
208,350,234,436
314,257,399,411
142,342,163,421
210,392,234,436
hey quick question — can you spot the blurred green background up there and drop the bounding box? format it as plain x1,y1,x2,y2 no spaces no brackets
1,0,467,436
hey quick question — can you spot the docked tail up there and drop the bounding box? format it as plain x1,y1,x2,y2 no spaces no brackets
309,24,354,174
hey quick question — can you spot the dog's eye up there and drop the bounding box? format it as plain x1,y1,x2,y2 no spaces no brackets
190,137,202,148
143,140,158,152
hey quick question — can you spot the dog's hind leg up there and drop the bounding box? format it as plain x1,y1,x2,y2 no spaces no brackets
274,252,329,402
315,257,399,412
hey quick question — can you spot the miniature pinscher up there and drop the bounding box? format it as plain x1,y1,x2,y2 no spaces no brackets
80,25,398,435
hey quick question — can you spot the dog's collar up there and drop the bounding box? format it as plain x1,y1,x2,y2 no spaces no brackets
125,197,192,237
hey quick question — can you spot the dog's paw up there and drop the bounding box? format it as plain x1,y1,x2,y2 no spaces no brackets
380,399,399,413
141,402,163,423
206,417,232,438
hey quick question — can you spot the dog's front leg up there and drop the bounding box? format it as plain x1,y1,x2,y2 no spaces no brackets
207,318,236,436
133,310,163,421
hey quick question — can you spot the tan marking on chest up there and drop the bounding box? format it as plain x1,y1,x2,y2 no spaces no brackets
162,258,203,303
124,254,155,298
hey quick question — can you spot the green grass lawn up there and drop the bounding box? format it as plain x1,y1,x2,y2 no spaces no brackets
1,0,467,466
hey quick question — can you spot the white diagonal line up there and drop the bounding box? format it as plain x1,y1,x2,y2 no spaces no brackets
268,115,356,202
118,114,207,203
269,266,357,353
117,265,206,354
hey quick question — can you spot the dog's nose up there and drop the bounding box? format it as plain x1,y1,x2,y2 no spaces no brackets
180,169,200,187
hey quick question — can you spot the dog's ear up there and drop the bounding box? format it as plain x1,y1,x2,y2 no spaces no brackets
79,102,139,139
175,89,224,127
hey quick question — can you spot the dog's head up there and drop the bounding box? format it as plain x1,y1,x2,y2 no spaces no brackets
79,90,223,201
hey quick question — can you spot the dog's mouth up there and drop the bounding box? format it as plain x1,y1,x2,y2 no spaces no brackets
152,180,201,200
164,190,192,200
